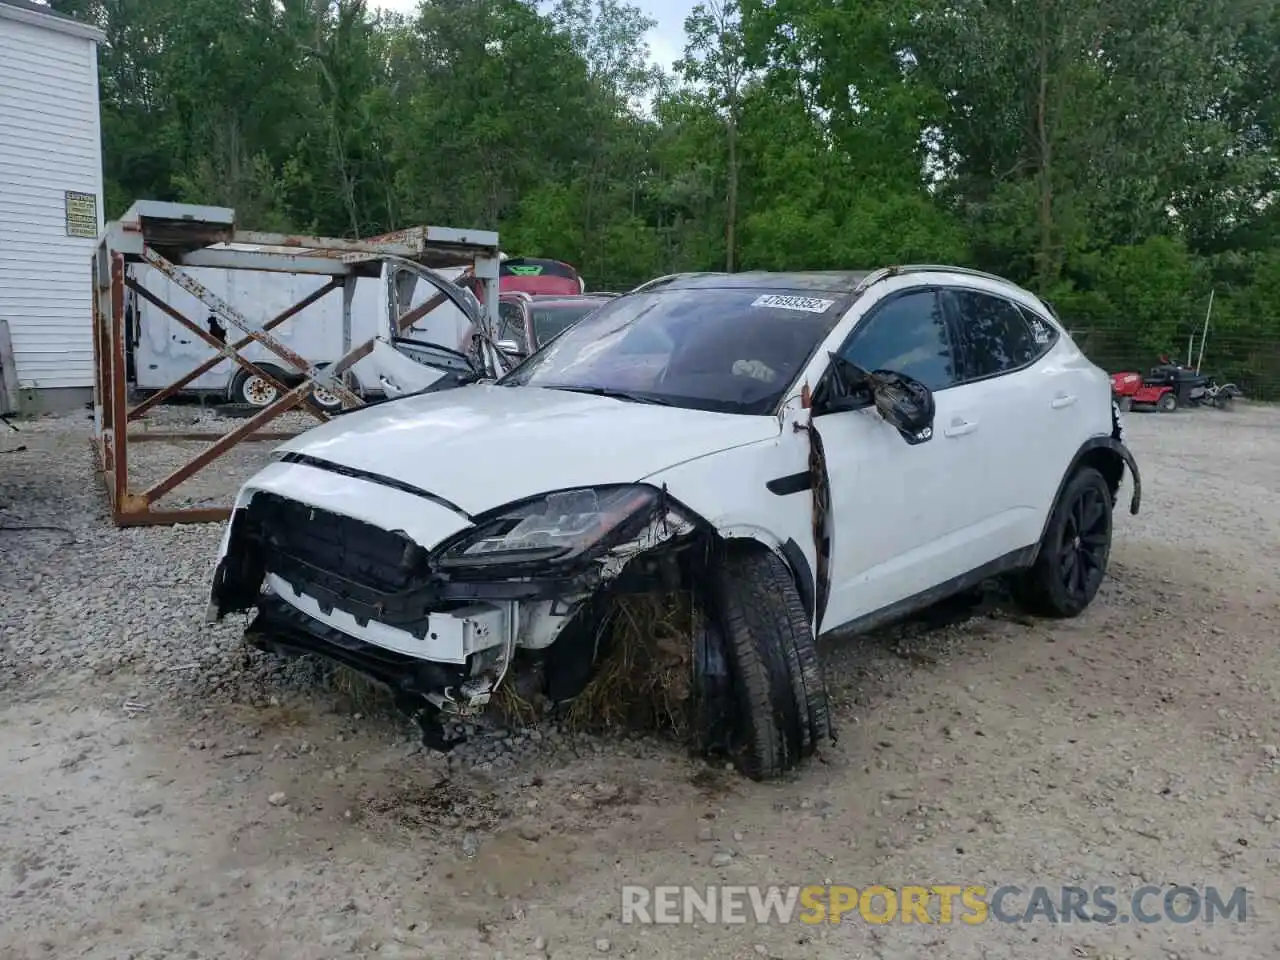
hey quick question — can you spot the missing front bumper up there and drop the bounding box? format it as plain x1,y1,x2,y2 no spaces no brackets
247,594,515,717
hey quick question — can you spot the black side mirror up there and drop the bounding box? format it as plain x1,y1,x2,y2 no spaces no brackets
815,354,935,445
870,371,935,445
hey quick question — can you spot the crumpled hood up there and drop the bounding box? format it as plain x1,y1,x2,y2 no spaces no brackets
275,384,780,516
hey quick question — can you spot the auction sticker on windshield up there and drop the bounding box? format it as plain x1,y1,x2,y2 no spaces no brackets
751,294,836,314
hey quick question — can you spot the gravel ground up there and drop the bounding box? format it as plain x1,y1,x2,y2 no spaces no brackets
1,400,1278,959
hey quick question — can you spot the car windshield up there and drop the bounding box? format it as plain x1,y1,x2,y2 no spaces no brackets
499,287,851,414
532,302,600,345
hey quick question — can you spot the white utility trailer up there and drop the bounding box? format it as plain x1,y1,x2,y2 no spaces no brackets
125,244,479,408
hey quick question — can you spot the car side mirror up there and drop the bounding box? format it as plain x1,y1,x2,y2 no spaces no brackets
816,354,935,445
870,371,935,445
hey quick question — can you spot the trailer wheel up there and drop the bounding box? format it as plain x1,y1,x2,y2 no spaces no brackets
312,364,358,411
230,367,284,408
705,545,832,781
1156,392,1177,412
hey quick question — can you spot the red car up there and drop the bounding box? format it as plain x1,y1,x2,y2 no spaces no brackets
495,292,618,356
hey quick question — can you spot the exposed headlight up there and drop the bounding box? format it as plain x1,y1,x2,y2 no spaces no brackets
433,485,661,572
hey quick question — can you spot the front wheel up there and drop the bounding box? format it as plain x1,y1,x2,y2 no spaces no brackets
1156,392,1177,412
1013,466,1113,618
1116,396,1132,413
706,547,832,781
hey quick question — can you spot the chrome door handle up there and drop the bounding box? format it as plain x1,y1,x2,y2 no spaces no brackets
943,418,978,438
1051,394,1078,409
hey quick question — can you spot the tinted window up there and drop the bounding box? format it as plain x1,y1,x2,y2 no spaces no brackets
501,287,851,414
532,303,597,345
947,290,1042,379
1017,304,1059,351
838,290,958,391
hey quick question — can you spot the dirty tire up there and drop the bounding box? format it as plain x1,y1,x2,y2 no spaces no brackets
1013,466,1113,619
313,363,357,411
708,547,831,781
1157,392,1178,412
230,367,284,408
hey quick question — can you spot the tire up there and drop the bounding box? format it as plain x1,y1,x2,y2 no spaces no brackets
1013,466,1113,618
312,364,359,411
1116,396,1132,413
1156,392,1177,412
706,546,832,781
229,367,284,408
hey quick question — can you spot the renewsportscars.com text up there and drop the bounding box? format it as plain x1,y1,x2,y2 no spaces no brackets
620,884,1249,925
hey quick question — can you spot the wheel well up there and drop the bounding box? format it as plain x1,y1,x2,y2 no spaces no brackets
1076,447,1124,501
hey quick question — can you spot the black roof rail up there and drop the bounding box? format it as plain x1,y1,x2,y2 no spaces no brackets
855,264,1023,293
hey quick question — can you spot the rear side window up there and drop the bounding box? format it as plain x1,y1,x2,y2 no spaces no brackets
1017,304,1059,352
946,289,1047,380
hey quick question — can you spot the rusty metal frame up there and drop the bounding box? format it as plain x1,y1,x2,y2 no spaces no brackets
90,201,501,527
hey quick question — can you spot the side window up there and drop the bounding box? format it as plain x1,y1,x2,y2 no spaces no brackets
946,289,1045,380
1017,304,1059,352
837,289,959,392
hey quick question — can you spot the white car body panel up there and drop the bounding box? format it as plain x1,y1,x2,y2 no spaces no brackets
366,338,450,397
227,459,473,548
275,383,783,516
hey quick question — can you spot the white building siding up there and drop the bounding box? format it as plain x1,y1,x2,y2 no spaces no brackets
0,8,104,390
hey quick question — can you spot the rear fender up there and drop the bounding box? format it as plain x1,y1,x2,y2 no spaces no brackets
1037,435,1141,550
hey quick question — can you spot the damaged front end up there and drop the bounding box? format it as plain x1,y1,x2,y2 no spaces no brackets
209,478,706,749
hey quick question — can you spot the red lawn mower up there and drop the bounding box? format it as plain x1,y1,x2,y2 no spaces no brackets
1111,357,1241,412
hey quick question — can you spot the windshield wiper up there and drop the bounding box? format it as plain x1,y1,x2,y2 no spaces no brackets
545,385,674,406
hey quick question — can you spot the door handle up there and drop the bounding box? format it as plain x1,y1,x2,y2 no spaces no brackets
943,418,978,438
1051,393,1078,409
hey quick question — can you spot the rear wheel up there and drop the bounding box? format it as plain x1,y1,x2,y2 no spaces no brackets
1013,466,1113,618
1156,392,1177,412
312,364,357,411
706,546,832,781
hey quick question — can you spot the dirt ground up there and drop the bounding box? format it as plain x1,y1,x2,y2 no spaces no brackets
2,402,1278,959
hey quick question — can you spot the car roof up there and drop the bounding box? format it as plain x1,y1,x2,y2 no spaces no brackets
641,271,873,294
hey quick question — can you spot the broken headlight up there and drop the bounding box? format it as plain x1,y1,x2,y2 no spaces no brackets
433,485,661,572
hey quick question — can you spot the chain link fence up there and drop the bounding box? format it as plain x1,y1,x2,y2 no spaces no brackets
1063,317,1280,402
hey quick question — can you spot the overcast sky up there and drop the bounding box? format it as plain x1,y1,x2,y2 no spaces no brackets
372,0,691,72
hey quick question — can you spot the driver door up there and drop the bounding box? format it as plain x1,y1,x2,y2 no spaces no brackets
814,287,991,633
363,259,495,397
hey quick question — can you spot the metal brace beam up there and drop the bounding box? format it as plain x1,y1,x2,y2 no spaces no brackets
140,247,362,407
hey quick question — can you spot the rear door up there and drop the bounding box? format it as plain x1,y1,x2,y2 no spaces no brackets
940,286,1074,554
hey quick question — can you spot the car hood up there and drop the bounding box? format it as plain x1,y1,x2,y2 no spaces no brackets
275,384,780,516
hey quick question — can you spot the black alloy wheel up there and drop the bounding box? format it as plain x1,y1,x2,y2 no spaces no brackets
1057,481,1110,606
1012,466,1114,618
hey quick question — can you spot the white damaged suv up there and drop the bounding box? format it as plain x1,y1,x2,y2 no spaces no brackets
208,265,1140,780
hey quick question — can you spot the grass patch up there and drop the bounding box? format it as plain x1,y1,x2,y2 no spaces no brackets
562,591,698,737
